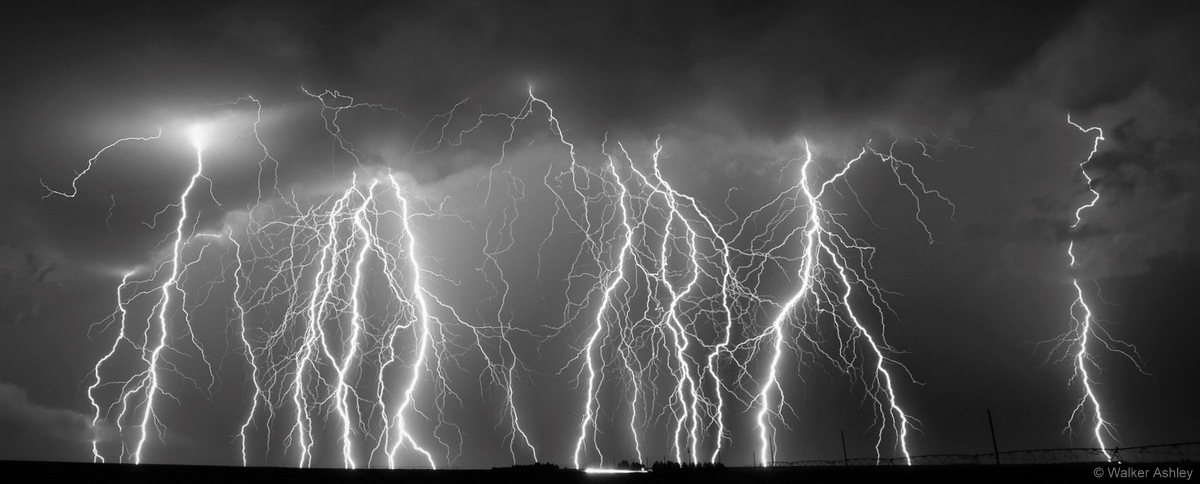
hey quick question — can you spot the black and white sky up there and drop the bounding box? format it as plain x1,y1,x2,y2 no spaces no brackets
0,0,1197,467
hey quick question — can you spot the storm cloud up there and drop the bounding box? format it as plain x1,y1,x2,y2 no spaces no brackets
0,0,1197,467
0,382,114,444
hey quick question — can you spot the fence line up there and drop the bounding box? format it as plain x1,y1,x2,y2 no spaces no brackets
770,441,1200,466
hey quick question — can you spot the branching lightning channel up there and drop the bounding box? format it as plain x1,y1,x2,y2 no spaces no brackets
1045,116,1147,461
41,131,163,200
70,130,219,464
736,139,952,466
453,91,946,468
59,89,951,468
65,94,532,468
231,169,473,469
508,126,754,468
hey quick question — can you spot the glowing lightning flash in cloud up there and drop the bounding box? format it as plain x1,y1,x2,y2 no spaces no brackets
61,97,481,467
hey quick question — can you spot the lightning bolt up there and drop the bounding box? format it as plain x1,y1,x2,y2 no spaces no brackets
233,168,479,469
65,126,217,464
64,94,507,467
1046,116,1147,461
228,230,260,466
61,89,951,469
423,91,946,469
744,140,947,466
530,134,747,469
87,269,135,463
131,141,207,463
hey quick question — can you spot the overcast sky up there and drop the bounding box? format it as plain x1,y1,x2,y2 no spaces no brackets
0,0,1197,468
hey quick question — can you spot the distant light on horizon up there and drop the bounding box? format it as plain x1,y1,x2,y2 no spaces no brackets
583,467,649,474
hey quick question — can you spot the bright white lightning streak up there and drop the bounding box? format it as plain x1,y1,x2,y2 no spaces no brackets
229,232,260,466
473,93,745,467
88,270,135,463
572,161,634,470
65,106,463,466
1067,117,1111,461
287,183,353,468
627,141,706,465
134,144,207,464
474,92,927,467
40,131,163,199
384,174,438,470
68,131,219,464
1056,116,1147,461
549,137,741,468
334,178,375,469
753,142,823,467
441,90,651,468
655,165,703,466
295,90,539,468
751,141,920,466
263,173,452,469
65,90,950,468
67,96,506,467
637,139,740,464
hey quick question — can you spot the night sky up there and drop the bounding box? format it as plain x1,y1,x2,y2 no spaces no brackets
1,0,1198,468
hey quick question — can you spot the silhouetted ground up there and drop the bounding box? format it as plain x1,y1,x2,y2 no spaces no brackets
0,460,1189,483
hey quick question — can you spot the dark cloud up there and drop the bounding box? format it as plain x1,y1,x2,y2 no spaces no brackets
0,0,1198,467
328,0,1088,146
959,0,1200,279
0,245,63,327
0,382,114,444
0,204,66,327
1023,1,1200,115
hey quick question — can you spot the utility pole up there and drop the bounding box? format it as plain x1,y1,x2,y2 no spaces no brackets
840,430,849,466
987,408,1001,466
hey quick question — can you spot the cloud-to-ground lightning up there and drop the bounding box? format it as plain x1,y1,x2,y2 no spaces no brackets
472,105,755,468
54,89,951,469
740,140,948,466
445,91,949,468
1043,116,1147,461
61,94,538,468
68,126,217,464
